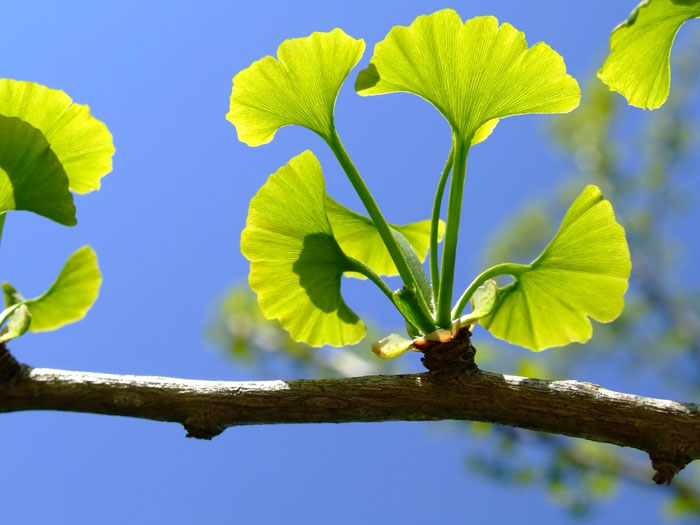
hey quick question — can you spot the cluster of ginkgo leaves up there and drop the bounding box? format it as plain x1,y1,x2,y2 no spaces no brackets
1,0,696,353
227,1,699,359
0,80,112,343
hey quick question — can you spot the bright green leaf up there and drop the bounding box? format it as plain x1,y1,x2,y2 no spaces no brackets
0,302,22,327
471,119,499,146
24,246,102,332
227,29,365,146
371,333,414,359
480,186,631,351
0,115,75,225
0,305,31,343
458,280,499,326
241,151,365,347
355,10,580,142
0,80,114,193
598,0,700,110
391,228,435,314
325,195,444,279
392,286,435,336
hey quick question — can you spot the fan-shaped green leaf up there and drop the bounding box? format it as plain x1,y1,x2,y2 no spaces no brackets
598,0,700,110
355,10,580,141
325,195,444,279
0,80,114,193
227,29,365,146
24,246,102,332
0,115,75,225
480,186,631,351
241,151,365,347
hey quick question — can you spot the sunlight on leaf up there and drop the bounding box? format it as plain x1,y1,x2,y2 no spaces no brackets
0,115,75,225
0,80,114,193
471,119,500,146
241,151,365,347
371,332,413,359
1,283,22,309
458,280,499,326
355,10,580,142
0,305,31,343
227,29,365,146
23,246,102,332
481,186,631,351
598,0,700,110
325,195,444,279
0,302,22,326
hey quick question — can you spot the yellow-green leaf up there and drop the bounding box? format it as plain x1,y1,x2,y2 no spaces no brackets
598,0,700,110
0,80,114,193
24,246,102,332
0,305,31,343
355,10,580,142
227,29,365,146
458,280,499,326
481,186,631,351
241,151,365,347
0,115,75,225
325,195,444,279
371,333,413,359
471,119,499,146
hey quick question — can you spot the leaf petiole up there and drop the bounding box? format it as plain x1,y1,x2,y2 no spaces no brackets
436,136,470,328
346,257,395,305
326,128,436,325
451,262,527,320
347,255,432,335
429,139,454,303
0,213,6,252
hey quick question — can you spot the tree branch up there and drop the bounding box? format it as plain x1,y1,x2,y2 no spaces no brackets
0,343,698,485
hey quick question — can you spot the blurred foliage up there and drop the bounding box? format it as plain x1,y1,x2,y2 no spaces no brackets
209,30,700,521
208,286,400,379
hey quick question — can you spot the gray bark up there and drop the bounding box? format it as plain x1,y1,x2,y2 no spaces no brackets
0,343,698,485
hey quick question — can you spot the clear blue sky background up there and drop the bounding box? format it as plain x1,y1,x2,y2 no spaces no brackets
1,1,697,523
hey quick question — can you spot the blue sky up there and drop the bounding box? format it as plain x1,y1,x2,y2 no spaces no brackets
0,1,696,523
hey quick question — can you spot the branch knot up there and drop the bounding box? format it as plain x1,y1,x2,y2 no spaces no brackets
0,343,21,383
418,328,478,373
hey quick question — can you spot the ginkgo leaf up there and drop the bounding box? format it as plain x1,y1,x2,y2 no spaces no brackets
1,283,22,309
0,115,75,225
471,119,499,146
480,186,631,351
0,305,31,343
371,333,413,359
241,150,365,347
458,280,499,326
227,29,365,146
23,246,102,332
0,302,22,326
355,10,580,142
325,195,444,278
598,0,700,110
0,79,114,193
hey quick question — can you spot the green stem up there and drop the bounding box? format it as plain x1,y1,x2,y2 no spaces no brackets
0,213,6,251
451,263,528,319
429,140,454,303
326,129,434,323
436,137,470,328
346,257,395,305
